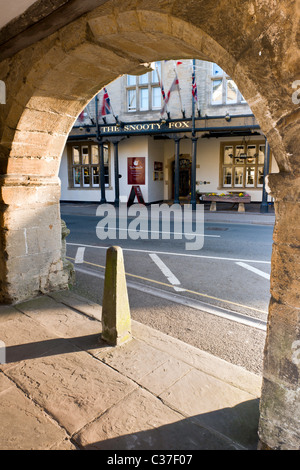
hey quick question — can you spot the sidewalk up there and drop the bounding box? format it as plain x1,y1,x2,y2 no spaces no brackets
0,290,262,450
61,201,275,226
203,203,275,226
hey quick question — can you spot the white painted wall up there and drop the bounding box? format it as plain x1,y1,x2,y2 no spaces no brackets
59,134,278,203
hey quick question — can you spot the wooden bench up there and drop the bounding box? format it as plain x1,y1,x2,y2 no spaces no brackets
202,194,251,212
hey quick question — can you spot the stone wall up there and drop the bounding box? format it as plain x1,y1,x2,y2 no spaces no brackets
0,0,299,449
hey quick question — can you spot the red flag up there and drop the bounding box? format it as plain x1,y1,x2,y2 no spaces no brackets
78,110,85,122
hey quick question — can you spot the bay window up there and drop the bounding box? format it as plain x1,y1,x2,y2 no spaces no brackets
69,142,109,189
220,141,268,189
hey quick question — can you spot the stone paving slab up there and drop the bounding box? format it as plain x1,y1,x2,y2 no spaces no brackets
0,292,262,450
73,388,238,450
0,374,70,450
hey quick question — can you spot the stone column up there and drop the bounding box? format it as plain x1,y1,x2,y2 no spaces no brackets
190,137,198,210
0,175,69,304
258,172,300,450
113,140,120,207
99,141,107,204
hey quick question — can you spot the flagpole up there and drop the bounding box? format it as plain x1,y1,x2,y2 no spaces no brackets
191,59,197,211
192,59,196,137
174,61,185,118
156,64,170,119
95,92,107,204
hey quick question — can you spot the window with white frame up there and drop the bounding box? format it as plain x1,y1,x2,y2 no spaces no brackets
126,62,162,112
211,63,245,105
69,143,109,189
221,141,268,189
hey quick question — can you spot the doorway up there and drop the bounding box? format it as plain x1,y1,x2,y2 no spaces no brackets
172,156,191,198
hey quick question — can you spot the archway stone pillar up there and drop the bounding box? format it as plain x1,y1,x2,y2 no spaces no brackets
0,175,69,304
258,172,300,450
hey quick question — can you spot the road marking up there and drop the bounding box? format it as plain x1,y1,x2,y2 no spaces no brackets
236,262,270,280
74,247,85,264
118,227,220,238
149,253,185,292
73,264,267,331
66,256,268,315
67,242,271,264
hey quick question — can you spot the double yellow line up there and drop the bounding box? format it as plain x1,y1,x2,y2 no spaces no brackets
67,256,268,315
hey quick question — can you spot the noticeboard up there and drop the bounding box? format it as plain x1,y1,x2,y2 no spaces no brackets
127,157,145,185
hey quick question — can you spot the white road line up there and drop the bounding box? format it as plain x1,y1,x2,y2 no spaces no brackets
118,227,220,238
74,247,85,264
236,262,270,280
67,242,271,264
74,265,267,331
149,253,185,292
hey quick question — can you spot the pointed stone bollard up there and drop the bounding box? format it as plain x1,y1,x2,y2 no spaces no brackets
101,246,132,346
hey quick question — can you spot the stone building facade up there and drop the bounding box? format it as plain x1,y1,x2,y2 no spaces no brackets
59,59,278,207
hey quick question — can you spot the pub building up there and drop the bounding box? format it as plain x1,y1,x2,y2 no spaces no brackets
58,59,278,210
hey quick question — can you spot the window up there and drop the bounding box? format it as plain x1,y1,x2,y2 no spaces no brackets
126,61,162,112
69,143,109,189
220,141,268,189
211,63,245,105
127,75,136,86
127,89,137,111
140,87,149,110
152,86,161,109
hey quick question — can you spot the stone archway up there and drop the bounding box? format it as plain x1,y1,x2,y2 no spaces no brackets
0,0,299,450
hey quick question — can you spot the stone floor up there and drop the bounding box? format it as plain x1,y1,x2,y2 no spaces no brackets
0,290,262,450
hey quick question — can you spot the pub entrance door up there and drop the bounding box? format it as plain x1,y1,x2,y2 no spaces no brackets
172,157,191,198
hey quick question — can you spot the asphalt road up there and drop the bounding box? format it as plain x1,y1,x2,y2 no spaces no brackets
61,202,274,375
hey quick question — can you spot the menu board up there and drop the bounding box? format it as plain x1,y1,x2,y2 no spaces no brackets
128,157,145,185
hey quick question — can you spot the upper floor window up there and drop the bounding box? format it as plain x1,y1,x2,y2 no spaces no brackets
126,62,162,112
211,63,246,105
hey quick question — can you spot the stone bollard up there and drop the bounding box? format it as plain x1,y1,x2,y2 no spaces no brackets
101,246,132,346
61,219,75,287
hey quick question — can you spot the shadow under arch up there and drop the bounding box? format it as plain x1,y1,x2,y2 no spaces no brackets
75,399,260,451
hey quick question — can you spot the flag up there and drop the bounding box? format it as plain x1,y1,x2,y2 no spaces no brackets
101,88,112,116
161,75,180,115
192,69,198,103
78,110,85,122
160,80,166,103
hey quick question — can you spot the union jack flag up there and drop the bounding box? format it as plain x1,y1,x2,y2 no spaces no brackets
160,81,166,102
192,70,198,103
101,88,112,116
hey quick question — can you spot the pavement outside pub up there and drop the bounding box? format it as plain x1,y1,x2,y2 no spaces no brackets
0,290,262,450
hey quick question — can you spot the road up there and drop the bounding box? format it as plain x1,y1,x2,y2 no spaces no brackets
61,202,274,375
